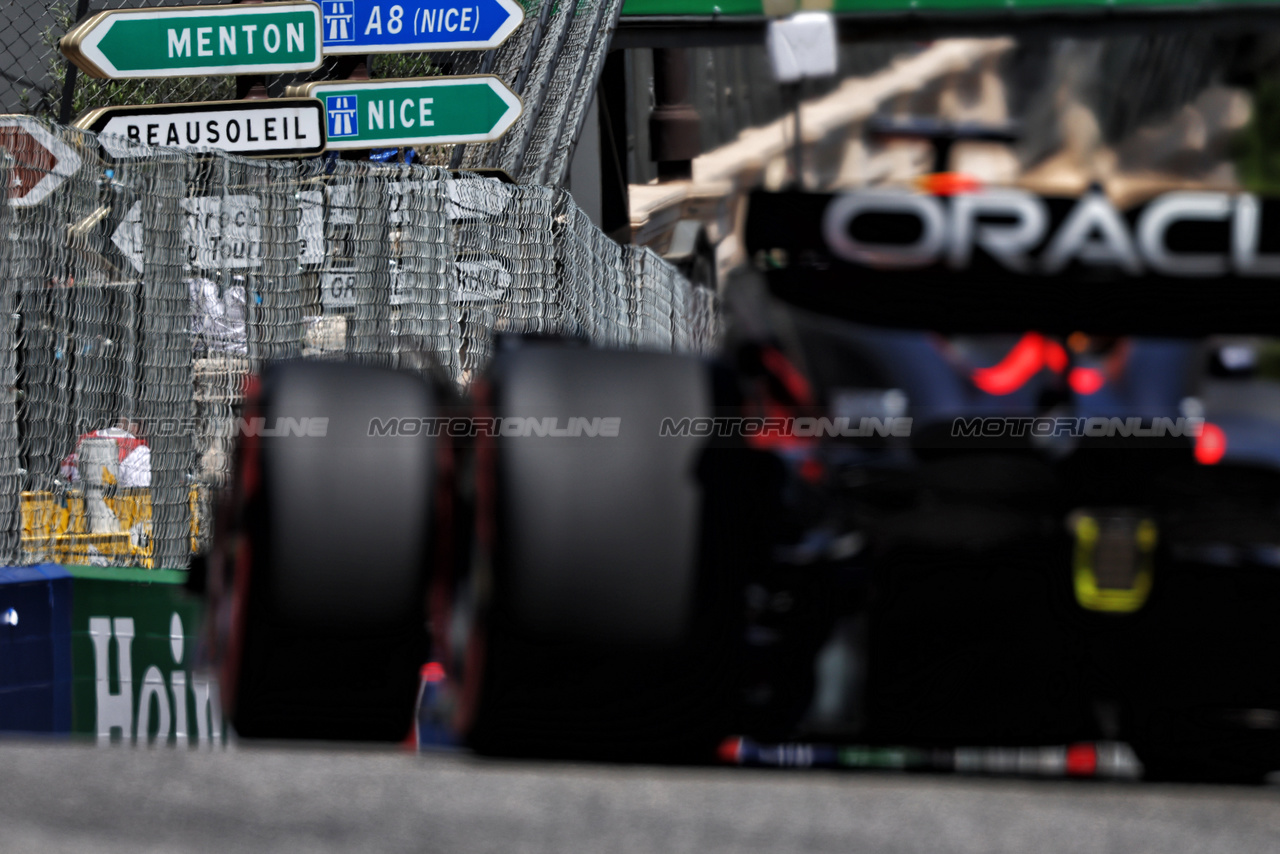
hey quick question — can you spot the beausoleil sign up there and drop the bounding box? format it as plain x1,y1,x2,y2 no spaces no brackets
75,99,327,158
60,2,324,79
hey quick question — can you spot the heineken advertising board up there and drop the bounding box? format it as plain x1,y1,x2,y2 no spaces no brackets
0,564,225,744
69,565,224,745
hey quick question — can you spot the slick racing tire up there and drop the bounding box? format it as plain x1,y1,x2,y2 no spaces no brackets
1120,561,1280,784
434,341,756,761
221,361,439,741
1094,467,1280,784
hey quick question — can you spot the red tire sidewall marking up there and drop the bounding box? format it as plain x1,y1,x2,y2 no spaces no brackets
219,376,263,718
452,380,494,738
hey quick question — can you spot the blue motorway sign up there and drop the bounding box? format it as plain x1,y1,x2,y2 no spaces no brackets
320,0,524,54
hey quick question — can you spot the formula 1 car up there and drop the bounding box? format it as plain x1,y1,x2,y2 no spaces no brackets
211,23,1280,783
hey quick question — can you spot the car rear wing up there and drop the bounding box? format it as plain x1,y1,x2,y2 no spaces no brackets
617,0,1280,47
745,188,1280,337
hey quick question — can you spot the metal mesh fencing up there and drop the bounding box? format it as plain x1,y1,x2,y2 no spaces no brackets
1,120,715,569
627,243,694,354
4,0,621,187
453,175,558,380
9,0,240,122
520,0,623,187
134,149,192,570
0,151,18,565
481,0,581,178
558,193,629,347
385,164,458,377
0,1,64,116
454,0,550,171
3,120,197,569
539,0,625,186
689,282,721,357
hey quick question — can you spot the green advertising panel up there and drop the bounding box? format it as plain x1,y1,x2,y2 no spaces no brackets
623,0,765,12
622,0,1280,13
68,566,224,745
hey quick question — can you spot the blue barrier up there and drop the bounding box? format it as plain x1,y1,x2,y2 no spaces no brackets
0,564,73,733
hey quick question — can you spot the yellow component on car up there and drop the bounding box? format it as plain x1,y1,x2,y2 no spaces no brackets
1072,512,1157,613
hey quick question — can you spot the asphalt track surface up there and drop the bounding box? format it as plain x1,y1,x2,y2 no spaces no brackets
2,740,1280,853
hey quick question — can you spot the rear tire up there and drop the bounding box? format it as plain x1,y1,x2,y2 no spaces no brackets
436,342,747,761
221,361,438,741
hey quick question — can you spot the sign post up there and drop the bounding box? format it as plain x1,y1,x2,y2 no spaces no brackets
59,2,324,80
319,0,524,53
74,99,327,158
292,76,521,149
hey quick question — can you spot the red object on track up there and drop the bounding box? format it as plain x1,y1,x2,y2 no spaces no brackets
718,736,745,764
1065,743,1098,777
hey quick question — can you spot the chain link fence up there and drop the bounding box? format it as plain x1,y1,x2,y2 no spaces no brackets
2,0,622,185
0,151,18,564
0,118,719,571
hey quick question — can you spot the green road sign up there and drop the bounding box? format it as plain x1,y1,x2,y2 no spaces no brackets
293,75,521,149
60,2,323,80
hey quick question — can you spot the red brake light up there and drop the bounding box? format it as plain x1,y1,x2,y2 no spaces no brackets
1044,341,1068,374
972,332,1047,395
1195,422,1227,465
916,172,982,196
1068,367,1105,395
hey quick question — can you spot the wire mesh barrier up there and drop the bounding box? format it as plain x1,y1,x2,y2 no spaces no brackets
0,151,18,564
1,0,623,187
3,0,240,121
0,119,717,569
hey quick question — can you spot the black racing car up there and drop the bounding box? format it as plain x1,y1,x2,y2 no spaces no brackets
210,22,1280,783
